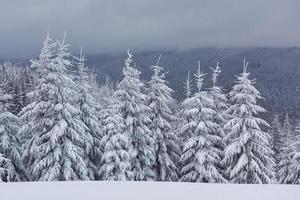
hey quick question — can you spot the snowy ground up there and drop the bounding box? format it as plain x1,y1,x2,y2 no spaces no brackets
0,181,299,200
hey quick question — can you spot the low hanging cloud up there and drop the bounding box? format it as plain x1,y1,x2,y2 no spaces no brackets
1,0,300,58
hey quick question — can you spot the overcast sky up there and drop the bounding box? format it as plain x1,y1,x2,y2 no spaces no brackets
1,0,300,58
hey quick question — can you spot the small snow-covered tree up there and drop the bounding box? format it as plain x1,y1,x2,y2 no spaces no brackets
0,153,11,182
277,114,293,183
270,115,284,164
222,60,275,184
100,98,132,181
180,62,226,183
269,114,286,182
20,34,92,181
147,56,181,181
115,50,155,181
285,131,300,184
0,87,26,181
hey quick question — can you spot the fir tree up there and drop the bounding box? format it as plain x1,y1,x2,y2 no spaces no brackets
183,70,192,99
100,98,132,181
147,56,181,181
180,62,226,183
178,70,195,142
209,63,229,150
0,153,11,182
0,86,26,181
115,50,155,181
74,48,103,180
209,62,230,179
277,113,293,183
20,34,92,181
286,122,300,184
222,60,275,184
269,114,286,182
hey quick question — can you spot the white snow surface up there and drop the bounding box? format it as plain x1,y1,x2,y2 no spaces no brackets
0,181,299,200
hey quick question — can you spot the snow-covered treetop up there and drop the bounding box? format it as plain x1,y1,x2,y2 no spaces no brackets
184,70,192,98
228,59,266,117
125,49,134,68
194,61,206,92
210,62,221,87
53,32,72,73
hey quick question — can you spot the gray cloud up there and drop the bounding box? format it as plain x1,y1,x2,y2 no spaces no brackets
1,0,300,58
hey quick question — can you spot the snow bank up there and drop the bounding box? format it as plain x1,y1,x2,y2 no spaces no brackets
0,181,299,200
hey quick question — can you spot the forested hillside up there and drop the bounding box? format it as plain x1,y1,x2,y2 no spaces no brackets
85,47,300,120
1,36,300,184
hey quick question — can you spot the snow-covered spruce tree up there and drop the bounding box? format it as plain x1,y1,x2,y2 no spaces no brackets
209,63,229,150
115,50,155,181
208,62,230,180
180,62,226,183
99,97,133,181
174,71,193,154
184,70,192,99
0,153,12,182
0,87,26,181
222,60,275,184
147,56,181,181
177,70,195,142
18,34,56,146
285,130,300,184
19,34,93,181
74,48,103,180
269,114,286,182
277,113,293,183
270,115,284,164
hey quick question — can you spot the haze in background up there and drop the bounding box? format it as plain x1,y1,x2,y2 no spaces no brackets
1,0,300,58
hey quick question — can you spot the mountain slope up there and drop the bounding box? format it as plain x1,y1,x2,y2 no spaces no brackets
86,47,300,120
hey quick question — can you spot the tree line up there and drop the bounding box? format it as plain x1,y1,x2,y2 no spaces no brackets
0,34,299,184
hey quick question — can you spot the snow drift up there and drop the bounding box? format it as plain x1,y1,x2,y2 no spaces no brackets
0,181,299,200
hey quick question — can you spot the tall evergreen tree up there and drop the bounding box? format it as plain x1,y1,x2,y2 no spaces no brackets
178,70,195,141
115,50,155,181
180,62,225,183
74,48,103,180
222,60,275,184
147,56,181,181
20,34,92,181
209,62,229,179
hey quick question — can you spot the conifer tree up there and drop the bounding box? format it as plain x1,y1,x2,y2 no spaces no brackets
209,63,229,151
208,62,230,179
178,70,195,142
0,86,26,181
115,50,155,181
74,48,103,180
277,113,294,183
100,98,132,181
0,153,11,182
222,60,275,184
180,62,226,183
20,34,92,181
147,56,181,181
286,123,300,184
269,114,286,182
